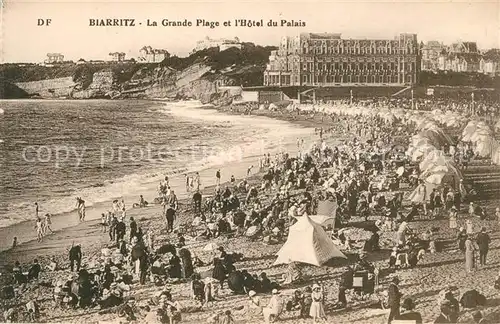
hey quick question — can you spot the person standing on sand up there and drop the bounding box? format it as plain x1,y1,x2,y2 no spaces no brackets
34,202,39,219
101,213,108,233
185,174,191,193
76,197,86,222
387,277,402,324
310,284,326,323
12,237,17,248
69,244,82,272
35,218,44,242
247,165,253,177
43,213,53,234
476,227,490,266
465,234,476,273
216,169,221,186
194,172,201,191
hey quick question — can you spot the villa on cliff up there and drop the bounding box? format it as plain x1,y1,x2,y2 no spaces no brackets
138,46,170,63
44,53,64,64
193,37,242,53
109,52,126,62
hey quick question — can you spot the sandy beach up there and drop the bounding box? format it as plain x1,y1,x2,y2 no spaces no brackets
1,103,500,324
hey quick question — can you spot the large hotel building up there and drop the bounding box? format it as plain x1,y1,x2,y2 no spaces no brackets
264,33,421,86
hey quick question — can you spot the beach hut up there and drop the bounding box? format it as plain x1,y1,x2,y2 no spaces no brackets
274,215,346,267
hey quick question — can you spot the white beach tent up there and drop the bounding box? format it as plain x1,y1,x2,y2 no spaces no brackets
274,215,346,267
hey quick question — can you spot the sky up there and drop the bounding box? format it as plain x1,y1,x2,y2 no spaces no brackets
1,0,499,63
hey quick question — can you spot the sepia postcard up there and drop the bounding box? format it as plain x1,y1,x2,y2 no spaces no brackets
0,0,499,323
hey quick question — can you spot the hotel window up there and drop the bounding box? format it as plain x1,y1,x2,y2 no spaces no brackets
375,63,380,70
340,47,343,54
379,75,383,83
302,75,307,83
334,62,339,70
303,63,307,70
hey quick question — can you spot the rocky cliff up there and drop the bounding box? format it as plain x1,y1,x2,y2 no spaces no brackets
0,43,277,102
15,77,76,98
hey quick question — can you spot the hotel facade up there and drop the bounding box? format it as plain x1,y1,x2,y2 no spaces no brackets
264,33,421,86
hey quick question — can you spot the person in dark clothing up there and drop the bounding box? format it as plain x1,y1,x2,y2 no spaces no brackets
119,239,128,256
476,227,491,266
27,259,41,281
260,272,272,293
193,191,202,214
434,301,453,323
69,245,82,272
129,217,138,242
387,277,402,324
102,265,114,290
227,270,245,294
337,266,353,307
13,261,27,284
457,227,467,252
212,258,227,289
139,255,149,285
115,219,126,243
444,291,460,322
165,207,176,233
178,248,194,279
396,298,422,324
109,216,118,241
168,253,182,279
241,270,254,293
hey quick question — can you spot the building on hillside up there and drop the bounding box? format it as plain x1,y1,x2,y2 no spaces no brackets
194,36,242,52
45,53,64,64
109,52,126,62
480,58,500,75
76,58,86,65
264,32,421,86
138,46,170,63
421,41,444,71
437,41,481,72
480,59,499,75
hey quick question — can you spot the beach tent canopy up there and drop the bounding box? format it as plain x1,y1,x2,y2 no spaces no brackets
294,214,335,227
474,136,498,158
274,215,346,267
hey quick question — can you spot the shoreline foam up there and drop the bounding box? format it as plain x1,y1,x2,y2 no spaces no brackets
0,101,314,251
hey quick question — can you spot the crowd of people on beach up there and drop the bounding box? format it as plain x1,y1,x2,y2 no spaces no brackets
3,94,500,324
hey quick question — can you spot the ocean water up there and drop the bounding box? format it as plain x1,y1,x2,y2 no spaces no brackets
0,99,311,230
